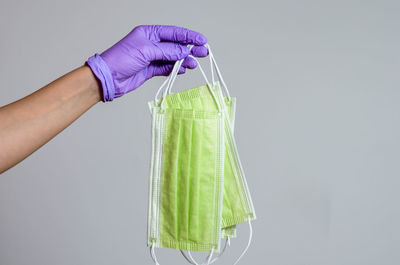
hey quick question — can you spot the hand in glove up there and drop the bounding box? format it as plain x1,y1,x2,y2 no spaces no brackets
87,25,208,101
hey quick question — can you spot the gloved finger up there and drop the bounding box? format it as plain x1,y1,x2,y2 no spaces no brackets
181,56,198,69
148,42,190,62
191,45,209,57
177,66,186,74
149,25,207,45
149,62,186,77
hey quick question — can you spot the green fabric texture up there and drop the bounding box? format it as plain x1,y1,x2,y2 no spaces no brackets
147,82,255,253
221,225,237,238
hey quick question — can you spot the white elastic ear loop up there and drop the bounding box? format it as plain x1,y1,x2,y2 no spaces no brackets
156,49,188,103
150,241,160,265
209,46,215,86
165,54,223,114
205,44,231,99
180,245,216,265
190,56,210,85
155,76,172,102
166,45,195,95
206,247,215,265
158,44,194,108
209,237,230,264
166,59,185,95
167,54,210,95
159,58,183,109
232,216,253,265
180,250,199,265
189,56,223,113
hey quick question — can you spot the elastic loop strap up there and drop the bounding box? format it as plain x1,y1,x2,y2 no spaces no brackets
180,246,216,265
210,237,230,264
150,241,160,265
166,45,195,95
206,247,215,265
158,48,222,113
166,59,185,94
187,55,210,90
190,56,222,113
232,216,253,265
159,59,183,109
180,250,199,265
210,48,215,86
156,44,231,108
205,44,231,100
155,77,171,102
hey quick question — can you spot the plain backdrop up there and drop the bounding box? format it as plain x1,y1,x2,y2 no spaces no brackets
1,0,399,265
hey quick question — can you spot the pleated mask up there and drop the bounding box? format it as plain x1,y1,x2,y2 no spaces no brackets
147,44,256,265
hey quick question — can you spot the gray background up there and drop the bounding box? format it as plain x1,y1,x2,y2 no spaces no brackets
1,0,399,264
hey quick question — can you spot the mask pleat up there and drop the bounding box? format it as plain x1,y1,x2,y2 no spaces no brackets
197,118,219,244
188,118,202,242
175,115,186,242
178,115,193,242
222,159,235,221
149,80,255,252
160,114,181,240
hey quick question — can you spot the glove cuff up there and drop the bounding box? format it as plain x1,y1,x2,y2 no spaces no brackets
86,54,115,102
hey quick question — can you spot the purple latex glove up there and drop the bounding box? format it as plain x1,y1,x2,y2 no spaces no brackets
86,25,208,102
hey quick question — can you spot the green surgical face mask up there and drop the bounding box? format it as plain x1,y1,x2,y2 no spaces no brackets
147,45,256,265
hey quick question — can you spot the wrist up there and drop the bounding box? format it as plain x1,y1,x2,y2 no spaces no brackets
86,54,115,102
82,65,102,102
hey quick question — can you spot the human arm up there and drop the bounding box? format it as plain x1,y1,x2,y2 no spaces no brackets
0,25,208,173
0,66,101,173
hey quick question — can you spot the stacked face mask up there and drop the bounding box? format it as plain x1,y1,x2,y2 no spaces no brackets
147,45,256,265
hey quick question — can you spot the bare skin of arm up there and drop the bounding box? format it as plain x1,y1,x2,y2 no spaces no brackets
0,65,101,173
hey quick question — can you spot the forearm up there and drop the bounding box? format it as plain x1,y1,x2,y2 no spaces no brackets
0,65,101,173
0,25,207,173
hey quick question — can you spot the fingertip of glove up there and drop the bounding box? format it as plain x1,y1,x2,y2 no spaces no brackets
191,46,209,58
195,34,208,45
182,57,198,69
178,66,186,74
